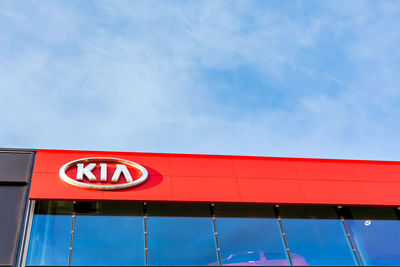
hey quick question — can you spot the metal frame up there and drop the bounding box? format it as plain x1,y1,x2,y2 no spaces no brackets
144,202,149,266
273,205,293,266
13,149,37,267
210,203,222,266
0,148,36,153
16,200,36,267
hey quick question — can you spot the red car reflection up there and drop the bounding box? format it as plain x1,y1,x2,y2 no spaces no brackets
209,251,308,266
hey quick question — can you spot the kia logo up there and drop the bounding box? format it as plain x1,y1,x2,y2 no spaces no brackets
59,157,148,190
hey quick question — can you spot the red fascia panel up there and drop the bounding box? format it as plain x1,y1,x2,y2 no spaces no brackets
29,149,400,206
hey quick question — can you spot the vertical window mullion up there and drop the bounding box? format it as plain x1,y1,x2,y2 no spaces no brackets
337,206,362,266
144,202,148,266
18,200,36,267
69,201,77,266
210,203,222,266
274,205,293,266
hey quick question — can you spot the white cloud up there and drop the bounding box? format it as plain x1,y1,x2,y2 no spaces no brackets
1,0,400,160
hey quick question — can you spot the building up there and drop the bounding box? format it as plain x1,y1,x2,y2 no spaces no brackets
1,148,400,266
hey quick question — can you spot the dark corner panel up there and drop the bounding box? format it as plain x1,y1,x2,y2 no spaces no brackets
0,152,33,183
0,150,35,267
0,186,28,266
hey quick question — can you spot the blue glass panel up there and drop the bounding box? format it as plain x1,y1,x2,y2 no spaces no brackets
71,216,145,266
26,214,72,266
282,219,357,265
346,219,400,265
216,218,289,266
147,217,218,265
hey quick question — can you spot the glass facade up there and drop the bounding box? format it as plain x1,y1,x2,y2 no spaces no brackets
26,202,73,266
214,204,289,266
280,206,357,266
71,202,145,266
147,203,218,266
26,201,400,266
27,215,72,265
343,207,400,266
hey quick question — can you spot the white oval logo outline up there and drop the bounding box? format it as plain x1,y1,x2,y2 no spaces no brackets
59,157,148,190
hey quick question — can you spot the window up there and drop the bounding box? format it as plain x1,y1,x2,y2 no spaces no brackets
344,207,400,266
70,202,145,266
146,203,218,266
215,204,289,266
280,206,357,265
26,202,73,266
26,202,400,266
27,201,145,266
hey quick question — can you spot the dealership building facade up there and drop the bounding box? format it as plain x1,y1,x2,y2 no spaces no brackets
1,148,400,266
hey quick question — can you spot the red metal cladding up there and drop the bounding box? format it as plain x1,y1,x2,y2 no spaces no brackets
29,149,400,206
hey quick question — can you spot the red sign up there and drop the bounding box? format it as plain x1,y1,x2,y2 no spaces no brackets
30,149,400,206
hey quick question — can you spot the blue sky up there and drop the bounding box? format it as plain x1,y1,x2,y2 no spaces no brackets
1,0,400,160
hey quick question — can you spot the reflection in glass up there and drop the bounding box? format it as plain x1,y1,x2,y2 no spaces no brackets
26,215,72,265
344,207,400,265
215,204,289,266
280,206,357,266
71,202,145,266
71,216,145,265
147,217,218,265
27,201,400,266
217,218,289,266
147,203,218,266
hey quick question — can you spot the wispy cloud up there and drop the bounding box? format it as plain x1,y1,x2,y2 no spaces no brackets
1,0,400,160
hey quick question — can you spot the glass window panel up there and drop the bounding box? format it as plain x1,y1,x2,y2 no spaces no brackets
214,204,276,218
34,201,74,215
147,203,218,266
344,207,400,265
280,205,357,266
74,201,142,216
71,202,145,266
26,201,73,266
147,202,211,217
215,204,289,266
